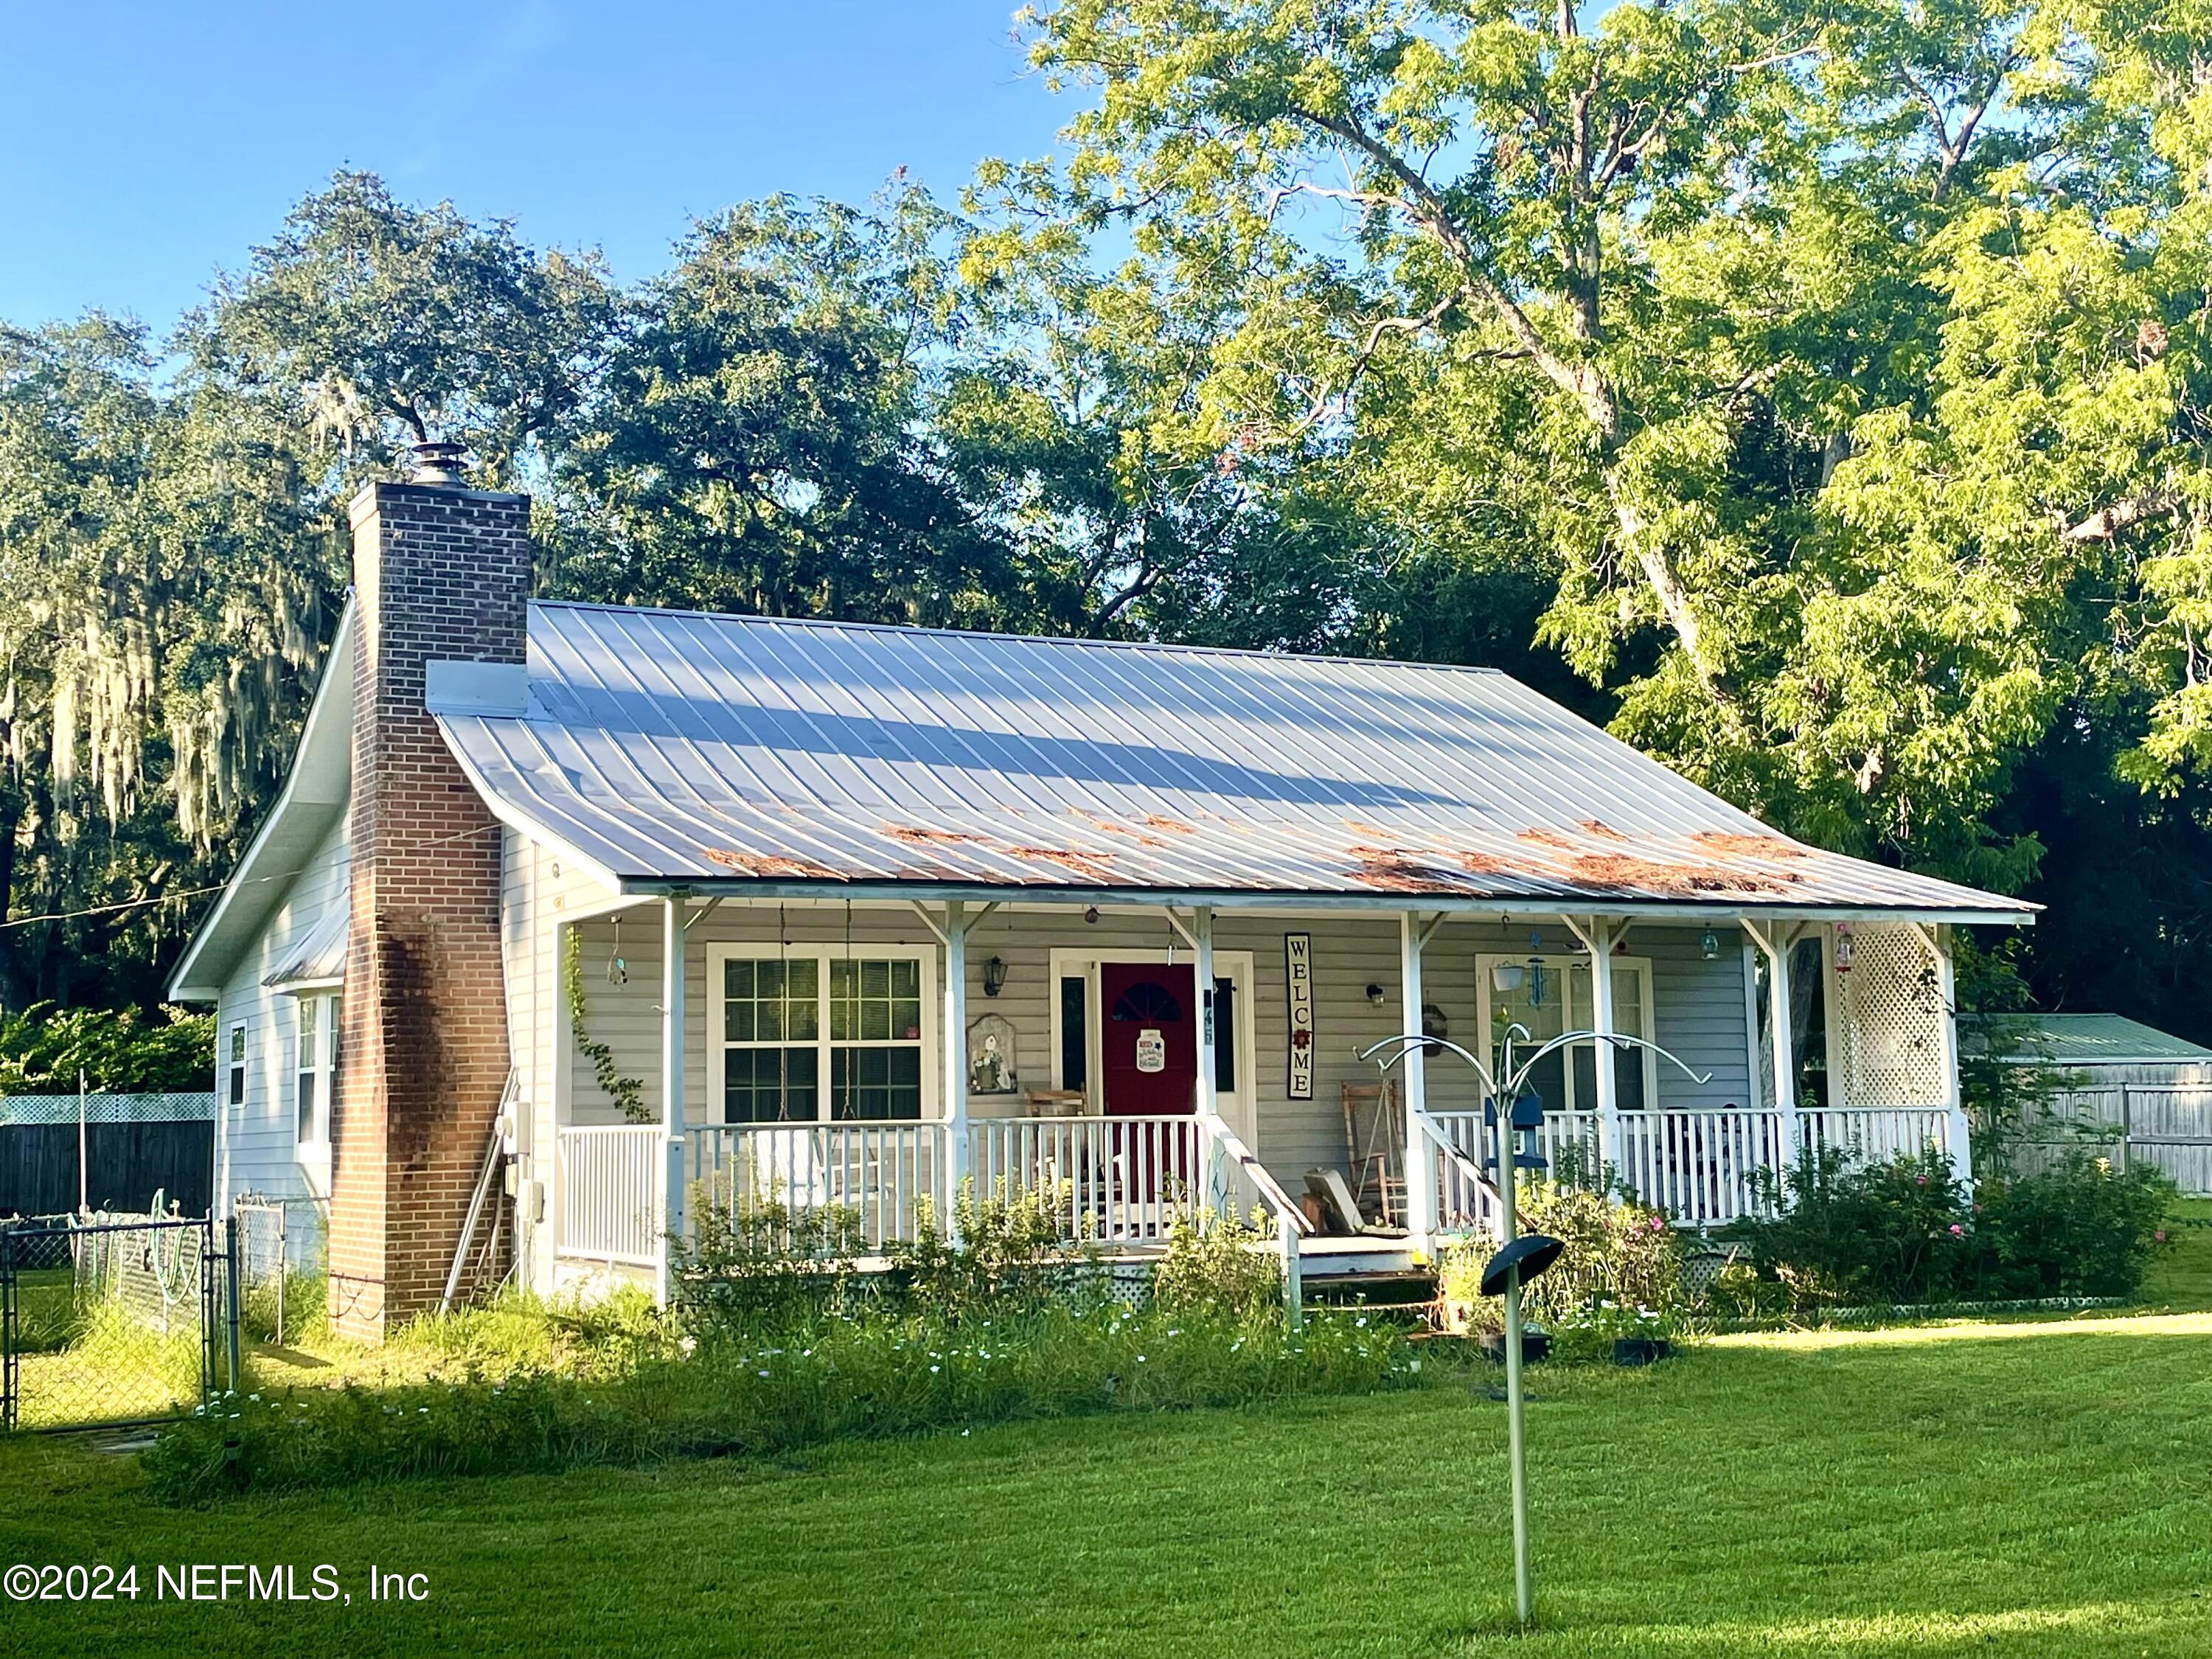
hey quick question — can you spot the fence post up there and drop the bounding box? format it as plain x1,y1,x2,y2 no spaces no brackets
224,1217,243,1394
1,1229,17,1430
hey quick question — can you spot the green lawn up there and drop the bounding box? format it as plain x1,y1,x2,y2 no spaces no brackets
4,1307,2210,1658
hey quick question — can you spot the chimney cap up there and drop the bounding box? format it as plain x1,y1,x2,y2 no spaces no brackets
408,439,470,486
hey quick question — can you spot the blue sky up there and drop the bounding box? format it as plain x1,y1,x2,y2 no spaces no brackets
0,1,1065,332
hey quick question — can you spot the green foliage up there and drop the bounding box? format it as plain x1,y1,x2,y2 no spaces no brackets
671,1193,867,1338
1729,1146,2176,1307
1151,1211,1284,1323
191,170,616,481
0,1001,212,1093
888,1178,1102,1321
146,1297,1422,1501
560,928,647,1123
1436,1180,1686,1340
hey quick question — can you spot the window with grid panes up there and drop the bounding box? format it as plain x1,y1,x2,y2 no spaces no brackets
721,958,820,1122
828,958,923,1120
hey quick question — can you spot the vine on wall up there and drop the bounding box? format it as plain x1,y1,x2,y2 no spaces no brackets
563,926,650,1124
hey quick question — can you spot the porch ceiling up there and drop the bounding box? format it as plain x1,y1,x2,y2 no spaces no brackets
431,602,2033,925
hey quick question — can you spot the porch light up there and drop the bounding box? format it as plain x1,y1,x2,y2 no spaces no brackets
1700,929,1719,961
983,956,1008,998
1366,982,1386,1006
1084,906,1099,925
1834,924,1854,973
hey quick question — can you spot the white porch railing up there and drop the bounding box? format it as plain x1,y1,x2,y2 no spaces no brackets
967,1114,1206,1245
686,1121,947,1252
1615,1110,1787,1228
556,1124,664,1267
1425,1104,1955,1231
1798,1107,1951,1164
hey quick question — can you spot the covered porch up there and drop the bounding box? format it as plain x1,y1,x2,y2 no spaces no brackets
529,891,1977,1298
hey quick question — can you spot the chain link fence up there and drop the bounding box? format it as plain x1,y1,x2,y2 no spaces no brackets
1,1211,238,1431
231,1197,324,1346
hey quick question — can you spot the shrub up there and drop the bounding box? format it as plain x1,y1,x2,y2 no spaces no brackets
887,1179,1101,1321
673,1194,868,1338
1725,1147,2175,1308
0,1003,214,1094
1152,1211,1283,1321
1436,1180,1686,1343
144,1299,1430,1502
1976,1155,2175,1298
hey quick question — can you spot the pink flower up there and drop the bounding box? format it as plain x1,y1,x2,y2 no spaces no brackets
2154,1230,2168,1243
1947,1224,1963,1236
1916,1175,1927,1186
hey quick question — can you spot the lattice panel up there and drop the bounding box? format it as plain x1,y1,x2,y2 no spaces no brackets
1831,925,1950,1108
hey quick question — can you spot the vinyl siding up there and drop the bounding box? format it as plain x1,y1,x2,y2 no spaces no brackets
554,901,1753,1197
210,807,350,1244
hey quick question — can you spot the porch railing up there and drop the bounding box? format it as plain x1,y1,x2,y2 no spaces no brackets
968,1114,1206,1245
686,1121,946,1252
1798,1107,1951,1164
1426,1105,1955,1231
555,1124,664,1267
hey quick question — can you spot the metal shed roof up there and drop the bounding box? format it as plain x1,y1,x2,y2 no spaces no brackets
1959,1013,2212,1066
428,602,2034,922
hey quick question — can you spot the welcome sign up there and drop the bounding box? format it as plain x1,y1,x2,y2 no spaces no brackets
1285,932,1315,1099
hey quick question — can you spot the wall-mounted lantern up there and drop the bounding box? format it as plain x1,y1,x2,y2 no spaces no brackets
1366,982,1387,1006
982,956,1008,998
1700,929,1719,961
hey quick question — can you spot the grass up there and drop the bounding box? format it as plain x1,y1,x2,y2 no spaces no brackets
4,1307,2211,1656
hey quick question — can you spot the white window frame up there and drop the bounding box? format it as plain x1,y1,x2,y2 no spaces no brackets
226,1020,248,1112
1046,947,1259,1147
1476,952,1658,1112
706,943,940,1123
292,990,337,1159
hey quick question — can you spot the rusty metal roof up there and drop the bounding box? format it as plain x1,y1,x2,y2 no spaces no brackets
426,602,2033,921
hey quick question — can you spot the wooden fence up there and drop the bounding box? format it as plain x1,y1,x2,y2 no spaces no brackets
0,1093,217,1217
2014,1086,2212,1194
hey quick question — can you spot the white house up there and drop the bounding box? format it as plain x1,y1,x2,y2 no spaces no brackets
169,453,2033,1338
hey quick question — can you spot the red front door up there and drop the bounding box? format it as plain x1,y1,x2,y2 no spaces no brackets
1099,963,1198,1116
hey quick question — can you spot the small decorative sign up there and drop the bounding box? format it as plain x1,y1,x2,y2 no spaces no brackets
965,1014,1020,1095
1135,1028,1166,1074
1286,932,1315,1099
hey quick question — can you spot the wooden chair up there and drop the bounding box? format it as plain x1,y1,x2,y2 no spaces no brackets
1342,1081,1404,1225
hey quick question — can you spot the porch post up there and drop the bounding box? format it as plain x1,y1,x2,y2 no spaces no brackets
658,895,686,1310
1400,911,1436,1257
942,900,970,1225
1933,925,1973,1186
1745,920,1801,1172
1190,905,1225,1213
1580,917,1622,1182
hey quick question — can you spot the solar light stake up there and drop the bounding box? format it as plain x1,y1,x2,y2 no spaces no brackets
1361,1022,1711,1632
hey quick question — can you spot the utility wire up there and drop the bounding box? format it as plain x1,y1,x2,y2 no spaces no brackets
0,818,508,933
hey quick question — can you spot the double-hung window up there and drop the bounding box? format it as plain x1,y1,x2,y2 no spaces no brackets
717,950,931,1124
227,1022,248,1110
1479,953,1656,1114
295,992,336,1149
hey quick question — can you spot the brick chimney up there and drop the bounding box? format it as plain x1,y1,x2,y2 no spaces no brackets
329,448,529,1339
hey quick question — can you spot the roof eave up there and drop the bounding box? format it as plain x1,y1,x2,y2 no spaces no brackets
167,603,356,1004
610,875,2035,928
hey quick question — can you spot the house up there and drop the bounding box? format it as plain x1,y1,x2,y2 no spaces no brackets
1961,1012,2212,1194
168,455,2034,1338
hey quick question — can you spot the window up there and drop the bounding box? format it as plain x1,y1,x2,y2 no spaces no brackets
1481,953,1655,1113
722,958,818,1122
715,951,929,1124
295,992,335,1147
227,1023,247,1109
828,958,922,1120
1059,976,1088,1091
1211,977,1236,1093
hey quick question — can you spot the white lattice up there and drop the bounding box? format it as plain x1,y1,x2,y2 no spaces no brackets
1830,925,1950,1108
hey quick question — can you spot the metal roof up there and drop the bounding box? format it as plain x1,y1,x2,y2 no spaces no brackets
262,904,349,990
427,602,2034,921
1959,1013,2212,1066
